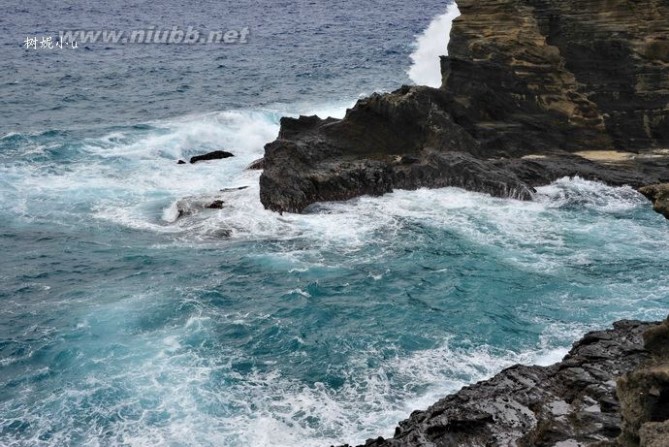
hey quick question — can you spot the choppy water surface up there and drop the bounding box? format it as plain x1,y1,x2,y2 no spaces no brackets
1,1,668,446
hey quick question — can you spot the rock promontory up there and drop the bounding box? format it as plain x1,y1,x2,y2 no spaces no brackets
259,0,669,214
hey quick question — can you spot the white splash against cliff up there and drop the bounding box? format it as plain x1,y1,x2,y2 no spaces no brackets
408,2,461,88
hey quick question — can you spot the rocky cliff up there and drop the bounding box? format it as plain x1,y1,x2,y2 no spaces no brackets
442,0,669,154
259,0,669,214
332,317,669,447
255,3,669,445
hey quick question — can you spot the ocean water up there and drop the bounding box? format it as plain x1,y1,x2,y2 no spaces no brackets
2,1,669,446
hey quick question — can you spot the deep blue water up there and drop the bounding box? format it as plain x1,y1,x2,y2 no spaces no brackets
1,0,451,132
2,1,669,446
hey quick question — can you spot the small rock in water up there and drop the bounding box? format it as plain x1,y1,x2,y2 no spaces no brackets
206,200,224,209
220,186,249,193
212,228,232,238
174,195,225,219
190,150,235,164
246,158,265,170
177,160,187,165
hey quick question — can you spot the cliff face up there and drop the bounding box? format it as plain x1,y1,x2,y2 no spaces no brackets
259,0,669,214
443,0,669,155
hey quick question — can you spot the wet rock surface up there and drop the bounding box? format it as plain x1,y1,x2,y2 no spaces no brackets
260,0,669,214
334,319,668,447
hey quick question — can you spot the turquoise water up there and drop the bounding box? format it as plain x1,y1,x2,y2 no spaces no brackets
1,108,668,446
2,0,669,445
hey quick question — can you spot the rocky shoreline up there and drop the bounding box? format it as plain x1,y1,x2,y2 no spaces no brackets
334,317,669,447
241,0,669,444
250,0,669,445
257,0,669,216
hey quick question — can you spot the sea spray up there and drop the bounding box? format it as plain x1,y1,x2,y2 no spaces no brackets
408,2,461,87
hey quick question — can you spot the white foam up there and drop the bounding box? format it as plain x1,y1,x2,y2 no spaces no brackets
0,102,352,232
408,2,461,87
536,176,644,213
0,276,588,447
3,329,567,447
3,130,662,276
4,102,669,447
110,172,660,283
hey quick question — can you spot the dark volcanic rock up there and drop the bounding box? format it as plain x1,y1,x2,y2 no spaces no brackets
639,184,669,220
177,159,187,165
260,0,669,213
617,317,669,447
190,150,234,164
206,200,224,210
335,319,663,447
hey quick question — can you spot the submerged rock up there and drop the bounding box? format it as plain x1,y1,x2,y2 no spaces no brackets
260,0,669,213
639,184,669,220
173,196,225,219
336,319,667,447
206,200,224,210
168,187,248,222
190,150,234,164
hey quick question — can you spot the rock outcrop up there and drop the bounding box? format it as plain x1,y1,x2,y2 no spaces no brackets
639,184,669,219
260,0,669,213
334,318,669,447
